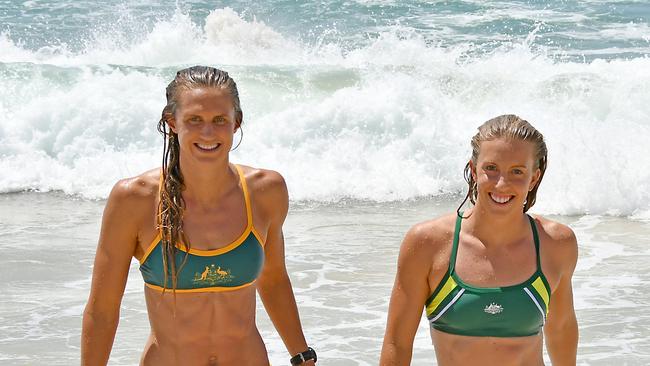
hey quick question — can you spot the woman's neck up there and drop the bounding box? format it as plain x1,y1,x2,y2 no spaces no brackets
178,157,238,207
463,205,531,247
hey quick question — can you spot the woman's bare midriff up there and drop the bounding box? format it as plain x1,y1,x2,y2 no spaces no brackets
431,328,545,366
140,286,269,366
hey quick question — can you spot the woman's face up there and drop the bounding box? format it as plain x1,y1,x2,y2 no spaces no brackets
167,87,239,164
471,138,541,214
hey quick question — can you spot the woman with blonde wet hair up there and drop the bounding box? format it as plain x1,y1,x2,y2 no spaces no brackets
81,66,316,365
381,115,578,365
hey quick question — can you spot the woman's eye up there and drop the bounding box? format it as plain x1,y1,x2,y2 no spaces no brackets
485,165,497,171
512,169,524,175
188,117,202,124
214,117,226,125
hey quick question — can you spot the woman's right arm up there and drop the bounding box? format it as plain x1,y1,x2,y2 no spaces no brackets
380,223,435,366
81,180,142,366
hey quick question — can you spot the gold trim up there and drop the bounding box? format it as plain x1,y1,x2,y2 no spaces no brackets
177,230,253,256
234,164,253,229
138,232,162,264
251,227,266,248
144,280,255,293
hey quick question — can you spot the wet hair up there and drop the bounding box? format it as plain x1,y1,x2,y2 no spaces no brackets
457,114,548,217
156,66,242,292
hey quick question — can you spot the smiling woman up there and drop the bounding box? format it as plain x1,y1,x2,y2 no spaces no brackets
80,66,316,366
380,115,579,366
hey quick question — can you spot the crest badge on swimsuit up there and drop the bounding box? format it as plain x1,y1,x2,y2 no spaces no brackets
484,303,503,315
192,264,235,286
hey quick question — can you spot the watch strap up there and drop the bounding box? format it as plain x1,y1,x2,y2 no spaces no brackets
290,347,317,365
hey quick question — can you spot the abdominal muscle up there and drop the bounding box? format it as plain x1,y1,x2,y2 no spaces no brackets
431,328,544,366
140,286,269,366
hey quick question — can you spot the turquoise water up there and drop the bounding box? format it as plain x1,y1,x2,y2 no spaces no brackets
3,1,650,60
1,1,649,217
1,2,650,365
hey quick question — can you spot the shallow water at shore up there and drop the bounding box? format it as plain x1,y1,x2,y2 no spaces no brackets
1,192,649,365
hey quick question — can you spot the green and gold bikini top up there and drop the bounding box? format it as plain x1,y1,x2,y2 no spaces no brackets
138,165,265,293
425,213,552,337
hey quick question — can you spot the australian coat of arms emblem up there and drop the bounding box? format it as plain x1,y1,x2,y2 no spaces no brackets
484,302,504,315
193,264,235,285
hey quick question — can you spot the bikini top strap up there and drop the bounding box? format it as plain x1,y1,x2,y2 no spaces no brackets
527,215,542,270
234,164,253,230
449,212,463,273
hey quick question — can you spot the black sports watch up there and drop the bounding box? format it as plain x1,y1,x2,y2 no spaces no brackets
290,347,317,365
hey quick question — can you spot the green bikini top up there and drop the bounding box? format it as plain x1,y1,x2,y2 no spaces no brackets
425,213,552,337
138,165,266,293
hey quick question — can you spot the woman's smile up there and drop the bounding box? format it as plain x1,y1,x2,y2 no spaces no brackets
195,142,222,152
489,192,514,204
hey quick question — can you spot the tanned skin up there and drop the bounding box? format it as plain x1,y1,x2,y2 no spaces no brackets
81,87,314,366
380,138,578,366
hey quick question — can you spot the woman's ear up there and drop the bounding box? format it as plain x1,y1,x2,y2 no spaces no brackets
529,168,541,191
164,112,177,133
234,111,243,132
469,160,476,180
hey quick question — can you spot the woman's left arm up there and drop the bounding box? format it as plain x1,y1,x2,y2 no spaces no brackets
255,171,315,365
544,225,579,366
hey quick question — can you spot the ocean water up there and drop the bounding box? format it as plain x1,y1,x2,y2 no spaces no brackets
1,0,649,215
1,194,649,365
1,1,649,365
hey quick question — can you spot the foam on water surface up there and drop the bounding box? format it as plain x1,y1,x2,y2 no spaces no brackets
1,194,650,364
1,16,649,216
1,3,650,362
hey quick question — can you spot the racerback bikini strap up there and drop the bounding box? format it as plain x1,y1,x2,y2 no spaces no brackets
527,215,542,271
234,164,253,231
449,212,463,273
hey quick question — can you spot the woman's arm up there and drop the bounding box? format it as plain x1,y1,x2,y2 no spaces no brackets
380,224,435,366
81,180,142,366
255,171,315,365
543,225,579,366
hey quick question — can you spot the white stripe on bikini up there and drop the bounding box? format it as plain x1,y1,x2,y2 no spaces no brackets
430,288,466,323
524,287,546,323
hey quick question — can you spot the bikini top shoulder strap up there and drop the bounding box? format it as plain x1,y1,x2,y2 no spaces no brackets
449,212,463,273
527,214,542,270
234,164,253,230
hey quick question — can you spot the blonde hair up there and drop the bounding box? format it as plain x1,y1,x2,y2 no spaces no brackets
156,66,242,292
458,114,548,216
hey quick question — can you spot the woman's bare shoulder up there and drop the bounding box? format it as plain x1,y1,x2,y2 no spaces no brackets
106,168,160,216
237,164,286,195
402,213,457,256
530,214,578,267
236,164,288,219
531,215,577,247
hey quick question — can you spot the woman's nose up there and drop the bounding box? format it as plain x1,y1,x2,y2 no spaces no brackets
494,174,509,188
200,122,217,136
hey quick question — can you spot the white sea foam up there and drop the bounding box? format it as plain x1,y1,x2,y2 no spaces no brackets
599,22,650,42
0,8,649,217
